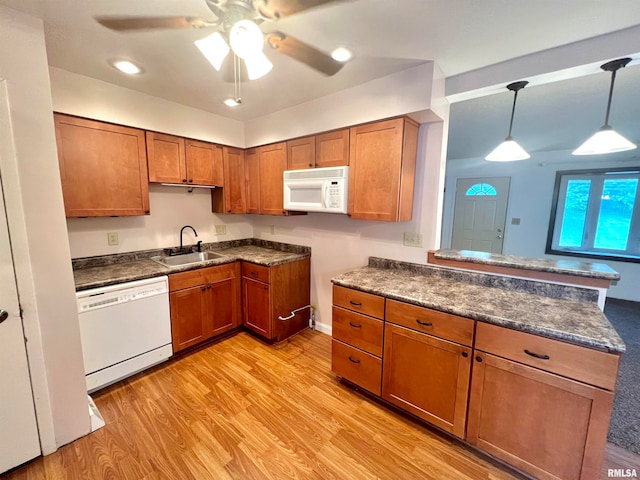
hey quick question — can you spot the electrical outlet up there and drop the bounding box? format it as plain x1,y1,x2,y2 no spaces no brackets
511,217,521,225
403,232,423,248
215,225,227,235
107,232,119,246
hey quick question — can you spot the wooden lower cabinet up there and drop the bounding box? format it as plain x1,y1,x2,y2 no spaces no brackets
242,258,311,342
169,263,241,353
467,352,614,480
382,323,471,438
332,339,382,395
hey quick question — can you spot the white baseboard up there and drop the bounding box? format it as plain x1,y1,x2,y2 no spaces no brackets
313,321,332,336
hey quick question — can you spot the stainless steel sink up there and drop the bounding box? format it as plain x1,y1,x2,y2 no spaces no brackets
150,251,227,268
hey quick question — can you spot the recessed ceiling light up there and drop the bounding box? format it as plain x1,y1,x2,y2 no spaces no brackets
223,98,242,107
109,59,143,75
331,47,353,63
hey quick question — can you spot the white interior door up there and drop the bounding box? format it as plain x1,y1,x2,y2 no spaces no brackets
0,150,41,473
451,177,511,254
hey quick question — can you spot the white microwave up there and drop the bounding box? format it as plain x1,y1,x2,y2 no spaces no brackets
283,166,349,214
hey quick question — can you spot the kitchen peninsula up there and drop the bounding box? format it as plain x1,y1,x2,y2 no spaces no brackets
331,257,624,480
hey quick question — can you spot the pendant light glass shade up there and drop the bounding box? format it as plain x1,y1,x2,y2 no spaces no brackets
485,136,531,161
485,81,530,162
573,57,636,155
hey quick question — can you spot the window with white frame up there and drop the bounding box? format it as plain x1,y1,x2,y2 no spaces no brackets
546,167,640,262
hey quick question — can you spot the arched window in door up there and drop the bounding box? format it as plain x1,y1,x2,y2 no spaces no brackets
466,183,497,196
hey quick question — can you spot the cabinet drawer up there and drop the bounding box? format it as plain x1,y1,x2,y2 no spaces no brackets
386,299,474,346
169,262,237,292
332,306,384,357
241,262,270,283
475,322,620,390
332,339,382,395
333,285,385,319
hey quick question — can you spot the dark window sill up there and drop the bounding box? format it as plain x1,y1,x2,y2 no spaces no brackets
546,248,640,264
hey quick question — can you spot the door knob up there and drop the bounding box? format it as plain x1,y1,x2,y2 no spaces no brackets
0,310,9,324
496,235,503,239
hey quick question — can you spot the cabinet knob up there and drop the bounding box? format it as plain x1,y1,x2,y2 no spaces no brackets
207,285,212,290
475,356,483,363
228,209,231,213
201,287,206,291
144,210,150,214
461,351,468,358
188,179,193,183
263,286,268,290
308,163,313,167
182,178,187,183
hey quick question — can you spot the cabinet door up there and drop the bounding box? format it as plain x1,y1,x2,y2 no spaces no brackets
315,129,349,168
467,352,614,480
242,277,272,339
146,132,186,184
348,117,417,221
212,147,246,214
287,136,315,170
206,277,240,336
185,139,224,186
382,323,471,438
245,148,261,214
169,286,208,352
55,114,150,217
258,143,287,215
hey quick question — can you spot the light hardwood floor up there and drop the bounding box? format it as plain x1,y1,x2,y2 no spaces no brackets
4,329,639,479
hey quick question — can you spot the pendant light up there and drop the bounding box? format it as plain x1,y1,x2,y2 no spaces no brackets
573,58,636,155
486,81,530,161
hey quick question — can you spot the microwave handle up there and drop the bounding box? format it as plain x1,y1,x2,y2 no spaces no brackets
322,183,329,208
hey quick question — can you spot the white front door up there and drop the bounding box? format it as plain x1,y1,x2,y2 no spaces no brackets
451,177,511,254
0,128,41,473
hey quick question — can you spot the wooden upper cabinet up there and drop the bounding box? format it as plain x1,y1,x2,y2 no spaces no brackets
147,132,223,186
348,117,419,221
146,132,186,183
287,136,315,170
315,128,349,168
212,147,246,214
55,113,150,217
245,148,260,214
286,129,349,170
258,143,288,216
185,140,224,186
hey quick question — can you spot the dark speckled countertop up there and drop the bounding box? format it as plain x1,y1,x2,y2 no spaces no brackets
332,257,625,354
73,239,310,291
432,249,620,280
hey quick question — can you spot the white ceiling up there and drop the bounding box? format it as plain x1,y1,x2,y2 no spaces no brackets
3,0,640,125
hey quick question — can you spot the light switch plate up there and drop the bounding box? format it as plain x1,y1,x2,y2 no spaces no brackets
215,225,227,235
403,232,423,247
107,232,119,246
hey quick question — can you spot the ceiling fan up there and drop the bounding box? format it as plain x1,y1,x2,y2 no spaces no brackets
95,0,348,81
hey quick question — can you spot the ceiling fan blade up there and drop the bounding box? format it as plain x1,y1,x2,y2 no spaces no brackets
268,32,343,76
95,16,211,31
256,0,341,19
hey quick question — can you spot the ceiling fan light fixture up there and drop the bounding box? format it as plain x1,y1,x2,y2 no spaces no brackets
229,20,264,59
195,32,230,71
485,137,530,161
331,47,353,62
110,59,143,75
573,57,636,156
243,51,273,80
572,126,636,155
486,80,530,162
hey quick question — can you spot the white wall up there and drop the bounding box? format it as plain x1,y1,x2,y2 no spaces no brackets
442,150,640,301
0,6,89,452
247,63,449,333
68,186,253,258
51,69,254,258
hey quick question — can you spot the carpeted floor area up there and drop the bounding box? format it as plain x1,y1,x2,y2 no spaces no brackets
605,298,640,455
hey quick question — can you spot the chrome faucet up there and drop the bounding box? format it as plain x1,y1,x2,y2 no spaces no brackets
179,225,198,251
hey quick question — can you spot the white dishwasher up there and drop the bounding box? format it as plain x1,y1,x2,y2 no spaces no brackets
76,276,172,393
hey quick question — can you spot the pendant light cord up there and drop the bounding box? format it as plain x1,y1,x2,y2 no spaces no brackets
603,68,617,128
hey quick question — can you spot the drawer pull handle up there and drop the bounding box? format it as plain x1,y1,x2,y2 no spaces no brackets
416,319,433,327
348,356,360,364
349,322,362,329
524,349,550,360
251,271,258,275
349,300,362,307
